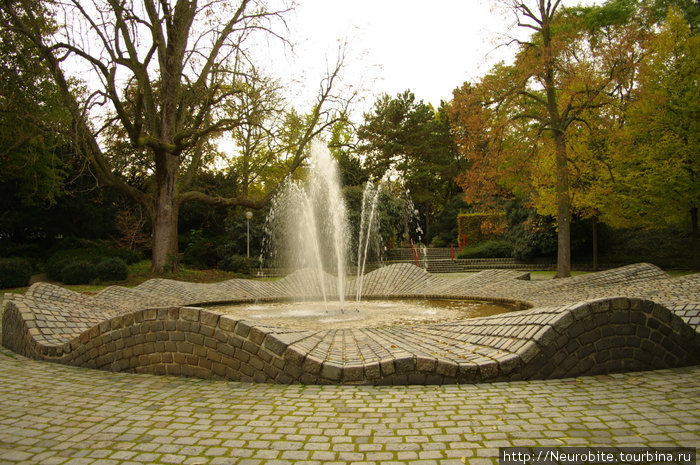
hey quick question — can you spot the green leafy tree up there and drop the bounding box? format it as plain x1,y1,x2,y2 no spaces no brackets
608,7,700,269
646,0,699,30
358,90,460,241
328,118,368,188
452,0,643,276
0,3,69,207
226,72,290,197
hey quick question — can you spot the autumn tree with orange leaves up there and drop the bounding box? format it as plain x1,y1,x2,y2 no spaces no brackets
450,0,643,277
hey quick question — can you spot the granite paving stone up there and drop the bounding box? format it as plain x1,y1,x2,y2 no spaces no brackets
0,344,698,464
1,263,699,463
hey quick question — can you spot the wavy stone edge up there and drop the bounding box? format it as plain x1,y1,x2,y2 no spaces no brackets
2,263,699,384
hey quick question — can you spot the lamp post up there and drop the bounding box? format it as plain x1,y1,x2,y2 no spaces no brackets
245,211,253,257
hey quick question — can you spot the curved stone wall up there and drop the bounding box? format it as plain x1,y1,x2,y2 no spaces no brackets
2,263,699,384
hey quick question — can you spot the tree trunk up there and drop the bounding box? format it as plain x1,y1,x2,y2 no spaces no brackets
151,151,180,273
554,133,571,278
540,5,571,279
592,215,599,272
692,207,698,271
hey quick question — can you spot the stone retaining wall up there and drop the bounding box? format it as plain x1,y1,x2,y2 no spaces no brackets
3,292,698,384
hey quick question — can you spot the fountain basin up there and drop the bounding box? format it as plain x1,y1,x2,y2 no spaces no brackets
2,264,699,385
206,299,523,330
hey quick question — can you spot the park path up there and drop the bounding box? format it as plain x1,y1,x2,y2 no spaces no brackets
1,345,698,465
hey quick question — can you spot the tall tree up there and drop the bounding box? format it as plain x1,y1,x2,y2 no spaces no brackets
0,2,69,208
453,0,639,277
608,7,699,269
358,90,459,241
450,75,535,212
224,71,290,197
2,0,347,271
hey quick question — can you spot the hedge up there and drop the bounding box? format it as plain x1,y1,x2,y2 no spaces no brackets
60,261,96,285
457,240,513,259
217,254,259,275
457,212,507,246
95,258,129,281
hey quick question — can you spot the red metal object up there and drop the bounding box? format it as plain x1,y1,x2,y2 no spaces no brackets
450,244,454,260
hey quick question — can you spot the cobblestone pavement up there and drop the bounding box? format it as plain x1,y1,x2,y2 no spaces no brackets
1,345,698,465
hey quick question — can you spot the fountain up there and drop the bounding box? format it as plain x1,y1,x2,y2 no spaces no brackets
265,141,388,310
355,177,384,302
249,141,521,326
264,141,349,308
6,144,695,385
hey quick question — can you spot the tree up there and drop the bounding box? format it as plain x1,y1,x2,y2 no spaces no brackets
506,0,594,277
608,7,699,269
450,75,535,212
358,90,460,241
328,118,368,188
2,0,347,271
225,71,289,197
452,0,640,277
0,2,69,209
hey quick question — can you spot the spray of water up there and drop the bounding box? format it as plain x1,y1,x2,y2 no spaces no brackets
308,141,348,309
263,142,427,309
264,141,348,310
355,179,384,302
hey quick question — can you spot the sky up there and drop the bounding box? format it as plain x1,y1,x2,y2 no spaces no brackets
264,0,599,116
262,0,526,114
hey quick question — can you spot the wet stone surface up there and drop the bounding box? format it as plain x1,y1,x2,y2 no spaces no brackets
206,299,520,330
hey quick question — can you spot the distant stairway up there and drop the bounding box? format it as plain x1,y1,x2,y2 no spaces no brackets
382,248,553,273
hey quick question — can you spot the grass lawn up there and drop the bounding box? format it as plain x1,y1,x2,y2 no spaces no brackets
4,260,255,296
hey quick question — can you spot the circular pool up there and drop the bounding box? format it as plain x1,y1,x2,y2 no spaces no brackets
207,299,522,329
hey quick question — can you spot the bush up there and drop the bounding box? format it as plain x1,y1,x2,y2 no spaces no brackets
504,202,558,261
60,261,96,285
0,241,43,260
46,244,140,282
183,235,226,269
217,254,258,275
0,258,32,288
597,227,693,268
51,238,141,264
46,255,73,281
428,194,468,247
457,240,513,259
94,257,128,281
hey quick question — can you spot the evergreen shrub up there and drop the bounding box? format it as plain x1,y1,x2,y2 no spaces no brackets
183,235,225,269
95,257,128,281
60,261,95,285
0,258,32,288
217,254,258,275
51,238,140,264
